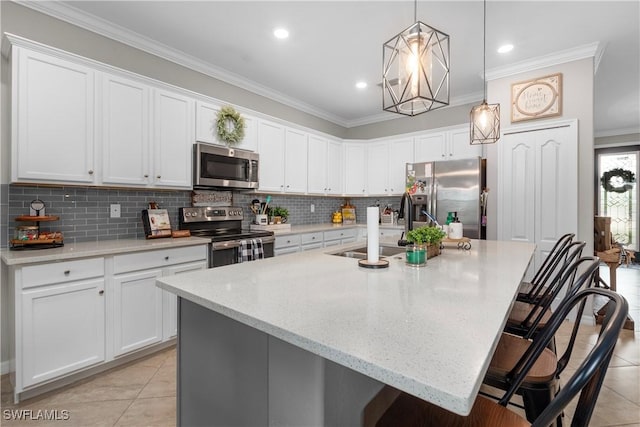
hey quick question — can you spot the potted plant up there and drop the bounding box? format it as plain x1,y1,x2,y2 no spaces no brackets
268,206,289,224
405,226,447,266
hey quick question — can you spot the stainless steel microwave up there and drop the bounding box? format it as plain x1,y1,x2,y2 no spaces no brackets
193,143,259,189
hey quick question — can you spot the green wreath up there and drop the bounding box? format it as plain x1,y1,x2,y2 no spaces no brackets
216,106,245,145
600,168,636,193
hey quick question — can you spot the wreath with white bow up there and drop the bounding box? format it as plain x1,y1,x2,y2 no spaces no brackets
216,105,245,145
600,168,636,193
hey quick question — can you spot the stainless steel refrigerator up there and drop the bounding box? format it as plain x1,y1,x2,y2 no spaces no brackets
406,157,487,239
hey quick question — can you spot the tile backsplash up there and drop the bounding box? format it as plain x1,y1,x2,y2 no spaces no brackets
2,185,403,247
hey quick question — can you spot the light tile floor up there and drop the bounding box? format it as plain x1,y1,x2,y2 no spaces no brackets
1,265,638,426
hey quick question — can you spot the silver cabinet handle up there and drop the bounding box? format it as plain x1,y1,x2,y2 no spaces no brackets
88,170,94,175
144,174,149,178
99,290,104,295
157,175,161,179
164,256,169,261
64,270,70,275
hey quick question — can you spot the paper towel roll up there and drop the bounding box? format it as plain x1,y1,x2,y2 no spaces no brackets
367,207,379,262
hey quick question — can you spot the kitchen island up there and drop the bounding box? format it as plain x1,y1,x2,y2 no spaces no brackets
157,239,535,426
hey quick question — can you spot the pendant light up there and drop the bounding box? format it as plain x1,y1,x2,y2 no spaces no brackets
470,0,500,144
382,0,450,116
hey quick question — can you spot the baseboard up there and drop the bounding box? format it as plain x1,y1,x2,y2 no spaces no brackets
1,359,12,376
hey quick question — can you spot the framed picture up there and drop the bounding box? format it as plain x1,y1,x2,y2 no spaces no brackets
511,73,562,123
142,209,172,238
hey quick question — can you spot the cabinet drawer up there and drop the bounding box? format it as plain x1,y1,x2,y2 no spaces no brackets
22,258,104,289
324,228,357,242
275,235,301,249
113,245,207,274
300,232,323,245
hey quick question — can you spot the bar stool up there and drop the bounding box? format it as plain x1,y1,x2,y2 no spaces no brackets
517,233,574,301
505,243,587,340
364,288,628,427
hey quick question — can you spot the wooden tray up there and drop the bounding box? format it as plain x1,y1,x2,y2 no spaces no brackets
441,237,472,250
10,239,64,249
15,215,60,222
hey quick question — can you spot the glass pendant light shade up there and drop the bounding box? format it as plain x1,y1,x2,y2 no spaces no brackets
470,101,500,144
470,0,500,144
383,21,450,116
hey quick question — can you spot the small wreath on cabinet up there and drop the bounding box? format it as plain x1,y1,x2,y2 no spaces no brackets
216,105,245,146
600,168,636,193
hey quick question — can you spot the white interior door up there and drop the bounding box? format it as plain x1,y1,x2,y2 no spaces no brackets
498,120,578,277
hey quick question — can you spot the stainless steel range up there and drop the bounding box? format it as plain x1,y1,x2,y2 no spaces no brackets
179,206,275,267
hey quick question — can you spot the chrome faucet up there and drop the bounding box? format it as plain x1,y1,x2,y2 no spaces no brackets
398,192,414,245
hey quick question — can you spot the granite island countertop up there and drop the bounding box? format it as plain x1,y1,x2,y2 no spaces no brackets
157,239,535,415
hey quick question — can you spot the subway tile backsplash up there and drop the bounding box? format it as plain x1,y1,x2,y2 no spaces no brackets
2,185,403,247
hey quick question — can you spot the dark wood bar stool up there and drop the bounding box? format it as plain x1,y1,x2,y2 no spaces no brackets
364,288,628,427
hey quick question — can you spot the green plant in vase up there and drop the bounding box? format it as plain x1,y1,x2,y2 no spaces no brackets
268,206,289,224
405,226,447,266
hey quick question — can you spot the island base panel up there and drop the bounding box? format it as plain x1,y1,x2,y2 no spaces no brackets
177,298,384,426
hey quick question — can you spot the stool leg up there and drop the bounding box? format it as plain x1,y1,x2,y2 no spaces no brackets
522,388,555,424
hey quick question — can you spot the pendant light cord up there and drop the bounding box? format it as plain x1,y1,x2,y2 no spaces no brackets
483,0,487,101
414,0,417,22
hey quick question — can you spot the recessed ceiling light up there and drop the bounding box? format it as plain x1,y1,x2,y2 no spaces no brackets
273,28,289,39
497,44,514,54
356,81,367,89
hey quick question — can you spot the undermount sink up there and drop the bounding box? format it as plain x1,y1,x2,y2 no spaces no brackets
331,245,405,259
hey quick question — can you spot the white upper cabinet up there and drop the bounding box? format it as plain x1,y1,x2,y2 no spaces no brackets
195,100,257,152
307,136,343,195
12,47,97,184
101,73,151,186
326,140,343,195
366,141,389,195
343,143,367,195
388,138,414,194
414,126,481,163
257,120,307,193
284,128,308,193
257,119,286,191
152,89,194,188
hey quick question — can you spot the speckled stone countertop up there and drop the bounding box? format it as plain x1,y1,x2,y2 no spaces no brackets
1,237,211,266
273,222,404,235
157,239,535,415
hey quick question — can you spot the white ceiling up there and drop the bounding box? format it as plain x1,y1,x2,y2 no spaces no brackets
23,1,640,136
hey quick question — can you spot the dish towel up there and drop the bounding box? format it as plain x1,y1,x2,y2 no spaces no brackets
237,238,264,263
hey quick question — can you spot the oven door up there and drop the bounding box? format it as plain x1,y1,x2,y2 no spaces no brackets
210,239,274,268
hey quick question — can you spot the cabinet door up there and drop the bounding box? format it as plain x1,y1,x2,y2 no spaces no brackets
162,261,207,340
414,132,446,163
101,73,151,186
389,138,414,194
343,143,367,195
237,114,258,152
195,100,219,144
326,140,343,195
307,135,328,194
153,89,194,188
258,120,286,191
112,269,163,356
284,128,308,193
13,47,96,184
448,127,482,160
21,279,105,387
366,141,389,195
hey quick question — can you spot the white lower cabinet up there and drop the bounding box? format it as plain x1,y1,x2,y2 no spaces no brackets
8,243,207,401
21,277,105,388
323,229,358,246
274,234,302,256
111,269,164,356
111,246,207,357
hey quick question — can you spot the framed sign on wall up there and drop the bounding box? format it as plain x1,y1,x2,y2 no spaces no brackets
511,73,562,123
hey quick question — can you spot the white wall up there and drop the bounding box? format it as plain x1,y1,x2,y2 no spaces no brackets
485,58,595,252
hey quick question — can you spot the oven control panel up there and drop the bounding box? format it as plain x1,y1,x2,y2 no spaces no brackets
180,206,244,223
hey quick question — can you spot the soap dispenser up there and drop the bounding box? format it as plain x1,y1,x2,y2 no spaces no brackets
448,212,463,239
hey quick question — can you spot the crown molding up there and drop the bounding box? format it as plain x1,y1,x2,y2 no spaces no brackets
13,0,351,127
594,126,640,138
485,42,604,81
